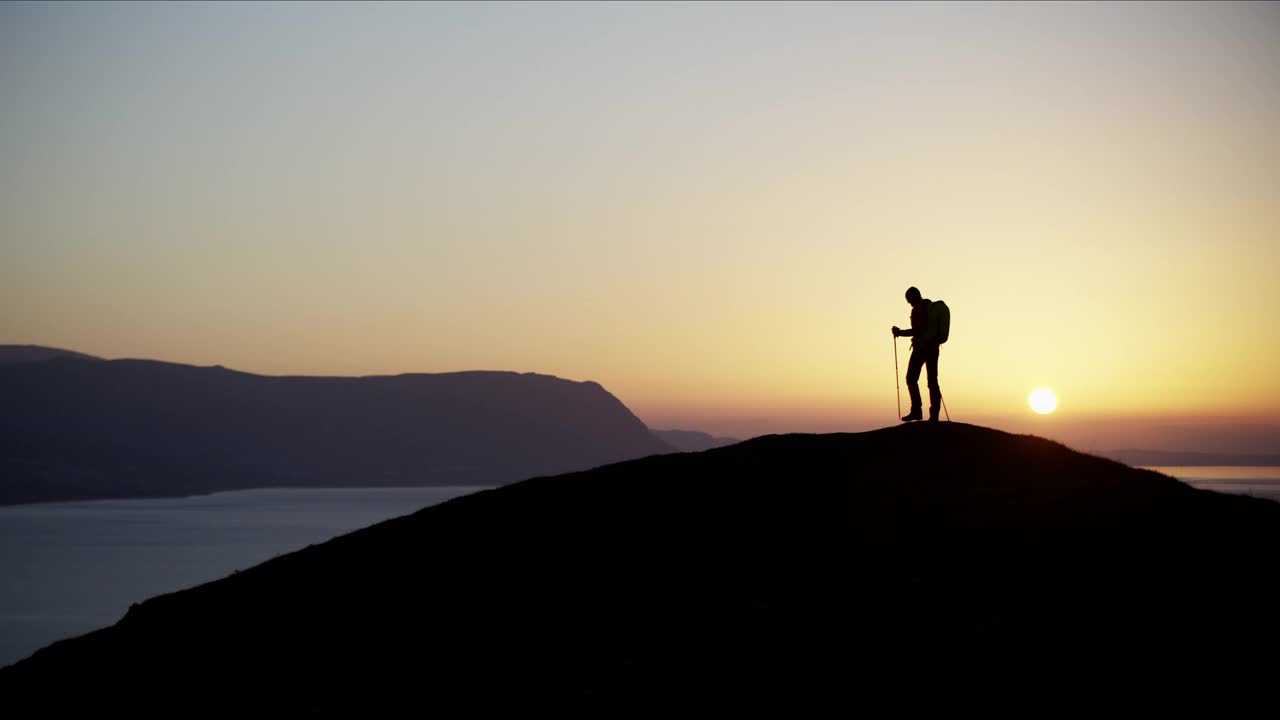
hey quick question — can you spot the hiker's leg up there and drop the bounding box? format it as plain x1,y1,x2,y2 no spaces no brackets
926,346,941,419
906,349,924,413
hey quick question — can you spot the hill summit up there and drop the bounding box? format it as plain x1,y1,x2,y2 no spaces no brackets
4,422,1279,715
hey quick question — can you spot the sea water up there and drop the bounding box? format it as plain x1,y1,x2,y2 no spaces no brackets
0,486,489,668
1143,466,1280,502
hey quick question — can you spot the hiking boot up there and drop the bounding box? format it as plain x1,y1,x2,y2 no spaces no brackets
901,411,923,422
928,410,940,422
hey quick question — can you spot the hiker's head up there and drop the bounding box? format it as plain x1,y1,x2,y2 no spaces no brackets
905,287,922,306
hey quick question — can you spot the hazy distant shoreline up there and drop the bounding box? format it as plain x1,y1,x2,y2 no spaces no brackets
1,483,498,509
1108,449,1280,467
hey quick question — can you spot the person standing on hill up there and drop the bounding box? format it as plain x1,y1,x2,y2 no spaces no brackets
892,286,945,422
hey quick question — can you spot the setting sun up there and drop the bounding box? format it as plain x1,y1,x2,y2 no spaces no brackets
1029,389,1058,415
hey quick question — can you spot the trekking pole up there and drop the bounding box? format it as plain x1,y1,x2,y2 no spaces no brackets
941,396,951,422
893,333,901,419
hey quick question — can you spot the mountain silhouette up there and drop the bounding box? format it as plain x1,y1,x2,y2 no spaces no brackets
0,344,102,366
0,350,670,504
651,428,741,452
5,422,1277,715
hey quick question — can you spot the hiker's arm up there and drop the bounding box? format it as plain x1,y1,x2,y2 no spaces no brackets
893,326,913,337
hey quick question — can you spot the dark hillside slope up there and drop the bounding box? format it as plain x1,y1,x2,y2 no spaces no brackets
0,357,669,504
5,423,1279,716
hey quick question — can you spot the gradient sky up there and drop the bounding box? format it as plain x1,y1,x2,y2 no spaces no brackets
3,2,1278,450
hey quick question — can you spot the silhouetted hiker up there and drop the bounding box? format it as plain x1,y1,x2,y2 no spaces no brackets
892,287,948,422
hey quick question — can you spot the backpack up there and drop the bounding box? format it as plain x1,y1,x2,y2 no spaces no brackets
929,300,950,344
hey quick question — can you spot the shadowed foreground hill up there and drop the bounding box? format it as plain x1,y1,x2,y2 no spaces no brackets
0,353,670,504
5,423,1279,715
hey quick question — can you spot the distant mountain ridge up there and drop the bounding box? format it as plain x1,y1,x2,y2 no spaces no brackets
0,348,672,504
651,428,741,452
0,345,102,365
